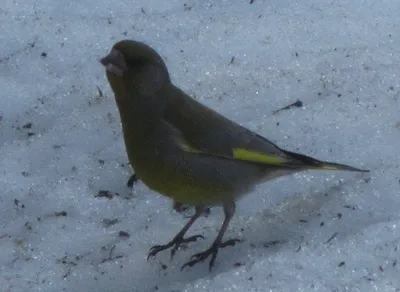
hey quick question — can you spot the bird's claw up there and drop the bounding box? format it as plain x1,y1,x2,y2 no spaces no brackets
170,235,204,258
147,234,204,261
181,238,241,271
219,238,241,248
147,244,168,260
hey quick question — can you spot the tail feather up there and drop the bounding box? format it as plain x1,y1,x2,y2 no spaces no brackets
282,149,369,172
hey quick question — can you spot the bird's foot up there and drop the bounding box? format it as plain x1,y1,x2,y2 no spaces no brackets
126,174,138,188
147,234,204,260
181,238,241,271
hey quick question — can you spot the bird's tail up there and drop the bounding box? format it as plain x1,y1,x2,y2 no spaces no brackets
231,148,368,172
281,149,369,172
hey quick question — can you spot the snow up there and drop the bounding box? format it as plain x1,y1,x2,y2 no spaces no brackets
1,0,400,291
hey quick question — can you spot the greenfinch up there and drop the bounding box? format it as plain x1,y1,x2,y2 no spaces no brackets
100,40,368,271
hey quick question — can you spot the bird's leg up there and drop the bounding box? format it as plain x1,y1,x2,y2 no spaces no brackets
126,174,138,188
147,205,205,260
173,201,212,217
172,201,187,213
181,201,241,271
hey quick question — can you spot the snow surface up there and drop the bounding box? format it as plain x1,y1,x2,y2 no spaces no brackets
1,0,400,291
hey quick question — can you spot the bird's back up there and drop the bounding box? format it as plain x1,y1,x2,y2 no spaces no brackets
165,85,299,162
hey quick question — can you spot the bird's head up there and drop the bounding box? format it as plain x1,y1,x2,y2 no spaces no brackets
100,40,171,99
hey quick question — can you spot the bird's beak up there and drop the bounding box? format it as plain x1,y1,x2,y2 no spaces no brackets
100,48,127,76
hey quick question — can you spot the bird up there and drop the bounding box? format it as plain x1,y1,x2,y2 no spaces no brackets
100,39,368,271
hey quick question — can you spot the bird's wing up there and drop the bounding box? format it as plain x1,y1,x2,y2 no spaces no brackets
166,121,368,172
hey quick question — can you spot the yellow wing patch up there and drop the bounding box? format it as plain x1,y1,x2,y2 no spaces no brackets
232,148,286,165
182,146,288,166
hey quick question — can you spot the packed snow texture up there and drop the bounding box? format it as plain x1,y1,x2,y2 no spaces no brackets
1,0,400,291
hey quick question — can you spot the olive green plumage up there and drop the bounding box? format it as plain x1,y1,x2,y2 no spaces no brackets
100,39,368,271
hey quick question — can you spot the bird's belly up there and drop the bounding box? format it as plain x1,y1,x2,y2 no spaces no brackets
127,146,259,206
141,173,233,205
132,162,242,205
